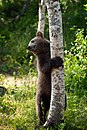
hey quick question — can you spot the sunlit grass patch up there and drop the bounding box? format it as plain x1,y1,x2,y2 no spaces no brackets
0,73,37,130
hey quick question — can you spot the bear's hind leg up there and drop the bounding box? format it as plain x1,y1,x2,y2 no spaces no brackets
42,95,50,124
36,94,44,125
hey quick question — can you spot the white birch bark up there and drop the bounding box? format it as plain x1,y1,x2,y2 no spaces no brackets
44,0,65,127
38,0,45,34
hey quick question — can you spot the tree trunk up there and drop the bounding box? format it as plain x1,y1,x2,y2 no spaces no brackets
44,0,65,127
38,0,45,34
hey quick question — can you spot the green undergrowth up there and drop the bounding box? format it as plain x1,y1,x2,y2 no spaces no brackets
0,71,38,130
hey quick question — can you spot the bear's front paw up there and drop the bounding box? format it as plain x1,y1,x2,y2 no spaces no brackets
51,56,63,68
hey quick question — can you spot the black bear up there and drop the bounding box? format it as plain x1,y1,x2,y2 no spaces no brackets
27,31,63,125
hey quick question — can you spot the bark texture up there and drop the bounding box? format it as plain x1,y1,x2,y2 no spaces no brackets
38,0,45,34
44,0,65,127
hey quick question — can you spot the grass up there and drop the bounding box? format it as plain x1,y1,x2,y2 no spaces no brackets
0,73,37,130
0,67,87,130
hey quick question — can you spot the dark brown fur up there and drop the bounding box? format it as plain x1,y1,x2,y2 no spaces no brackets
27,31,63,125
0,86,7,96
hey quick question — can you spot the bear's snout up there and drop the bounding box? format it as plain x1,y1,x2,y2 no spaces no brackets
27,44,37,52
27,45,31,50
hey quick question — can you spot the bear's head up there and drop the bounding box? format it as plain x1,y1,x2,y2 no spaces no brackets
27,31,50,56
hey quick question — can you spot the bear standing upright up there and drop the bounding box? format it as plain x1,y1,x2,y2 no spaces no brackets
27,31,63,125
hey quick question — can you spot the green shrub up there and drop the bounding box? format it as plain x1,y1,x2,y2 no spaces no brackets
65,29,87,95
64,30,87,130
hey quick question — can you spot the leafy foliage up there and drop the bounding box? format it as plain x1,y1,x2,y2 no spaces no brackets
0,0,38,74
65,30,87,95
61,0,87,49
64,30,87,130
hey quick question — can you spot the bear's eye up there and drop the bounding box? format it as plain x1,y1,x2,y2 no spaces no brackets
31,40,34,43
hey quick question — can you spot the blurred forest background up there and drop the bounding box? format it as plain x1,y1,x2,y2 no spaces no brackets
0,0,87,130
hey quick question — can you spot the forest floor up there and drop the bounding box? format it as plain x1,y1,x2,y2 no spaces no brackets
1,73,37,88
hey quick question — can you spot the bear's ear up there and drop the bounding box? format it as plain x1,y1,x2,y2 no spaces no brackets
36,31,44,38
